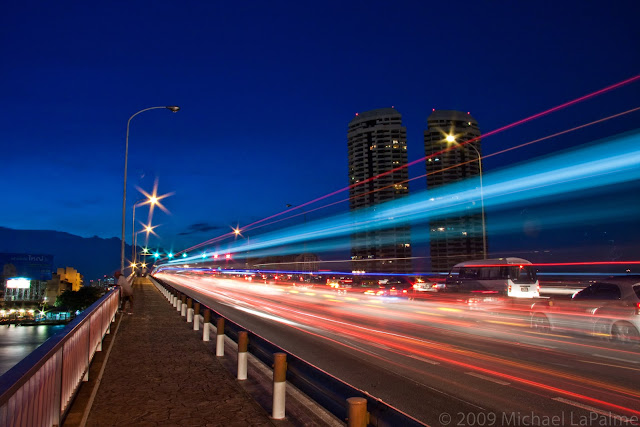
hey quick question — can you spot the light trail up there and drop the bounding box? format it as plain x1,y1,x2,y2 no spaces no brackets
169,129,640,264
163,274,640,419
176,77,640,257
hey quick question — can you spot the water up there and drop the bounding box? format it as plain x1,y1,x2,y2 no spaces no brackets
0,324,67,376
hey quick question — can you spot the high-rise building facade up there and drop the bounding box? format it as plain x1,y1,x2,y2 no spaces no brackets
424,110,486,273
348,108,411,273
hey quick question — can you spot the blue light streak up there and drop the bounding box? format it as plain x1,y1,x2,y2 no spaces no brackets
167,130,640,266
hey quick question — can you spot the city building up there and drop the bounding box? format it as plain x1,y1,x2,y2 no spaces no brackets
45,267,84,305
1,253,54,303
424,110,487,273
347,108,411,273
56,267,83,291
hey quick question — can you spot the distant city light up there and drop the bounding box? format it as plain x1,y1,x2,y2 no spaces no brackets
6,278,31,289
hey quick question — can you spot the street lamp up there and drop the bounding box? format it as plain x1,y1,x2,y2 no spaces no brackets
445,134,487,259
131,197,158,270
121,106,179,274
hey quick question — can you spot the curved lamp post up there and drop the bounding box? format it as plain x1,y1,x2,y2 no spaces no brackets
131,197,157,271
446,134,487,259
121,106,179,274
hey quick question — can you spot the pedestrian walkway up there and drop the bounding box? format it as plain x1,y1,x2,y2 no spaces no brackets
67,277,275,426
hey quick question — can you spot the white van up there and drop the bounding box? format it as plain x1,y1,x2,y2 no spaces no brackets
445,258,540,298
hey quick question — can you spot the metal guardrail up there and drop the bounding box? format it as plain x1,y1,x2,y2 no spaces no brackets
153,277,426,427
0,288,119,427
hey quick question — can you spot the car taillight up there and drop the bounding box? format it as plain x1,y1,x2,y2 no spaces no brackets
636,302,640,315
403,289,407,294
508,285,512,293
413,284,420,289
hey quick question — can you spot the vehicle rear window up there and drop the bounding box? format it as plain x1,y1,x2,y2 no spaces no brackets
573,282,621,300
509,266,537,284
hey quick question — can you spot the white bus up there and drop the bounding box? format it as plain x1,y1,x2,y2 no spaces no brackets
445,257,540,298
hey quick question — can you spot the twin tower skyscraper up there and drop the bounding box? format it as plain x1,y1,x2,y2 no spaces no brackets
347,108,486,274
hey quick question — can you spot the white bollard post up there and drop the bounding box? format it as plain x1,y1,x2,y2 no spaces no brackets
181,304,187,317
176,300,182,312
187,308,194,323
272,353,287,419
203,310,211,341
237,331,248,380
193,302,200,329
194,314,201,331
216,318,225,357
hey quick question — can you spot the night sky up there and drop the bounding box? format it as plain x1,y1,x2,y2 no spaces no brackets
2,1,639,262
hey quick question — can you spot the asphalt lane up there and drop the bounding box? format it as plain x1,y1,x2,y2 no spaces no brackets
158,274,640,426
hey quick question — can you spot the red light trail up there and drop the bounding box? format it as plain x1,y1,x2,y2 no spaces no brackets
176,76,640,257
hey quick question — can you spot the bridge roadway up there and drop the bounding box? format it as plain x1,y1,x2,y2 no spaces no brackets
63,277,334,427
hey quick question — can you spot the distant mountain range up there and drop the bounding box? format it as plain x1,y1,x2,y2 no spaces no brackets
0,227,134,282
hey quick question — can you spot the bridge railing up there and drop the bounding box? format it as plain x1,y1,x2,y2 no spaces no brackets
0,288,119,427
153,277,426,427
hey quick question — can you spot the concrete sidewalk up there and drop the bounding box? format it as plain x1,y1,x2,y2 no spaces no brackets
69,278,275,426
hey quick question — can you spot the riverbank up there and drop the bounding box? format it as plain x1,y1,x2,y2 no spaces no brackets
0,319,71,327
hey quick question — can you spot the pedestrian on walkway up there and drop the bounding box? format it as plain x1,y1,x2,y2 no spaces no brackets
115,271,134,314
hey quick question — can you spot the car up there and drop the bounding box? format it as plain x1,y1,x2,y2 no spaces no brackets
530,276,640,345
327,277,354,294
373,278,413,298
411,278,446,293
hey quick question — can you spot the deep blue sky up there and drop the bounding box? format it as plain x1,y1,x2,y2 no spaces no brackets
2,1,639,260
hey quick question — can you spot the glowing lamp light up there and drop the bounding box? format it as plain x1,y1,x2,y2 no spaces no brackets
168,253,174,258
225,254,231,259
182,253,187,258
154,252,160,259
214,254,219,259
202,253,207,258
445,135,456,143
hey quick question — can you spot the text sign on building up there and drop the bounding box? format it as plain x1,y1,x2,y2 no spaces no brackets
6,278,31,289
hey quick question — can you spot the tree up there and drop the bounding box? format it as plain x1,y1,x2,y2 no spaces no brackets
55,286,102,312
